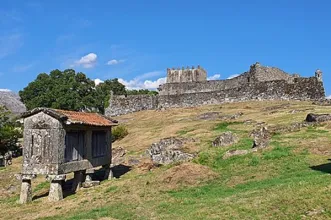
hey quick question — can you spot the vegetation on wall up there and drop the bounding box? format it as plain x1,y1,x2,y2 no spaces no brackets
126,89,158,96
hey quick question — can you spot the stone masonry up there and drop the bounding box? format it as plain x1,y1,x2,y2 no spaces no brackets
105,62,325,116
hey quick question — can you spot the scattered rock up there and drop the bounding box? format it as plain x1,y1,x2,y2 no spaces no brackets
82,181,100,188
112,147,126,165
147,137,196,165
312,99,331,106
197,112,243,121
197,112,221,120
243,119,257,125
305,208,325,217
212,132,238,147
288,108,314,114
269,122,310,134
264,103,291,112
127,158,140,166
251,126,270,149
220,112,244,120
305,113,331,123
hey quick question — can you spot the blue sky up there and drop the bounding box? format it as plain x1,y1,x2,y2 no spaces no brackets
0,0,330,97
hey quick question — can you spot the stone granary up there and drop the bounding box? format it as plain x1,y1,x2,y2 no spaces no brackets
19,108,118,203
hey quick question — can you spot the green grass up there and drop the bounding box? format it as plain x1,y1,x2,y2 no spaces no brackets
104,185,118,193
213,121,244,132
34,181,50,193
177,127,195,135
40,203,139,220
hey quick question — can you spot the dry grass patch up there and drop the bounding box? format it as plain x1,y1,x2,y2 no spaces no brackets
159,163,217,189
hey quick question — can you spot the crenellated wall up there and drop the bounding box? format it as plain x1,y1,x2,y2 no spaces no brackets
166,65,207,83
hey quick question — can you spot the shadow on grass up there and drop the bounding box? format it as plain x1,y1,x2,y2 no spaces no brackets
310,159,331,174
32,179,76,200
112,164,132,178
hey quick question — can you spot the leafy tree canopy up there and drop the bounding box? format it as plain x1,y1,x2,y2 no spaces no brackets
19,70,127,113
19,69,158,113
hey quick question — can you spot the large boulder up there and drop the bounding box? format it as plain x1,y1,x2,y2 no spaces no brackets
212,132,238,147
0,90,26,115
111,147,126,166
147,137,195,165
305,113,331,123
251,126,270,149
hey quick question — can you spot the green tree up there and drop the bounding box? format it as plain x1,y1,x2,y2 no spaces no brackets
19,69,116,113
0,106,22,155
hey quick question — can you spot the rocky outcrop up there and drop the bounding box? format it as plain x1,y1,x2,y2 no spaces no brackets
147,137,195,165
212,132,238,147
0,90,26,115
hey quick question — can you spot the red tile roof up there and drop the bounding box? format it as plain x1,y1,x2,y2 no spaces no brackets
22,108,117,127
54,109,117,127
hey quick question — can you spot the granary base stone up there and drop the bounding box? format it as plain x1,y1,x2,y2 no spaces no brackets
103,164,113,180
48,175,65,202
72,171,85,192
19,179,32,204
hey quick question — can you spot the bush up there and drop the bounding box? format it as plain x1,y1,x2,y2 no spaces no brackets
0,106,23,155
111,125,129,142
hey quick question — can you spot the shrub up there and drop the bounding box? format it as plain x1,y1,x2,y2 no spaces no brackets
111,125,129,142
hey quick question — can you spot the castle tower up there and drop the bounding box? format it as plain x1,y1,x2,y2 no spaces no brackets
166,65,207,83
315,69,323,82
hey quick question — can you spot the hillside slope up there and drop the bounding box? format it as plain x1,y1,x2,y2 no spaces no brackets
0,90,26,114
1,100,331,219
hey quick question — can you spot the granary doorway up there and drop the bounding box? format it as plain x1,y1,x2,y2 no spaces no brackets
65,131,85,162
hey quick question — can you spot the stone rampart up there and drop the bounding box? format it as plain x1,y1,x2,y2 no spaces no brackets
106,77,325,116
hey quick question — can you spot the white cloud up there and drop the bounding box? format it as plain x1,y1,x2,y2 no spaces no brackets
0,89,11,92
227,74,240,79
143,77,167,89
326,95,331,99
118,71,166,90
107,59,125,65
207,74,221,80
94,78,104,86
72,53,97,68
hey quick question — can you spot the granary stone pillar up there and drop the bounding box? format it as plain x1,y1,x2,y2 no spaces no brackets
47,174,66,202
103,164,113,180
85,169,94,182
72,171,85,192
19,174,36,204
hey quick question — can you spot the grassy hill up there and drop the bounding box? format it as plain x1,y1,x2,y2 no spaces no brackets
1,100,331,219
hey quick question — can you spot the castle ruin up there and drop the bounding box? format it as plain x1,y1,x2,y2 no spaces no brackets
105,63,325,116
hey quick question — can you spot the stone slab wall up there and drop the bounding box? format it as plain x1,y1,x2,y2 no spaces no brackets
159,72,250,95
105,95,158,116
106,77,325,116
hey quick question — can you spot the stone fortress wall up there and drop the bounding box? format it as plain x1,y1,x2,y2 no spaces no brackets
105,62,325,117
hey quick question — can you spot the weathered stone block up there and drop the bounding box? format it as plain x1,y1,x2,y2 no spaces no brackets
19,179,32,204
49,180,64,202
